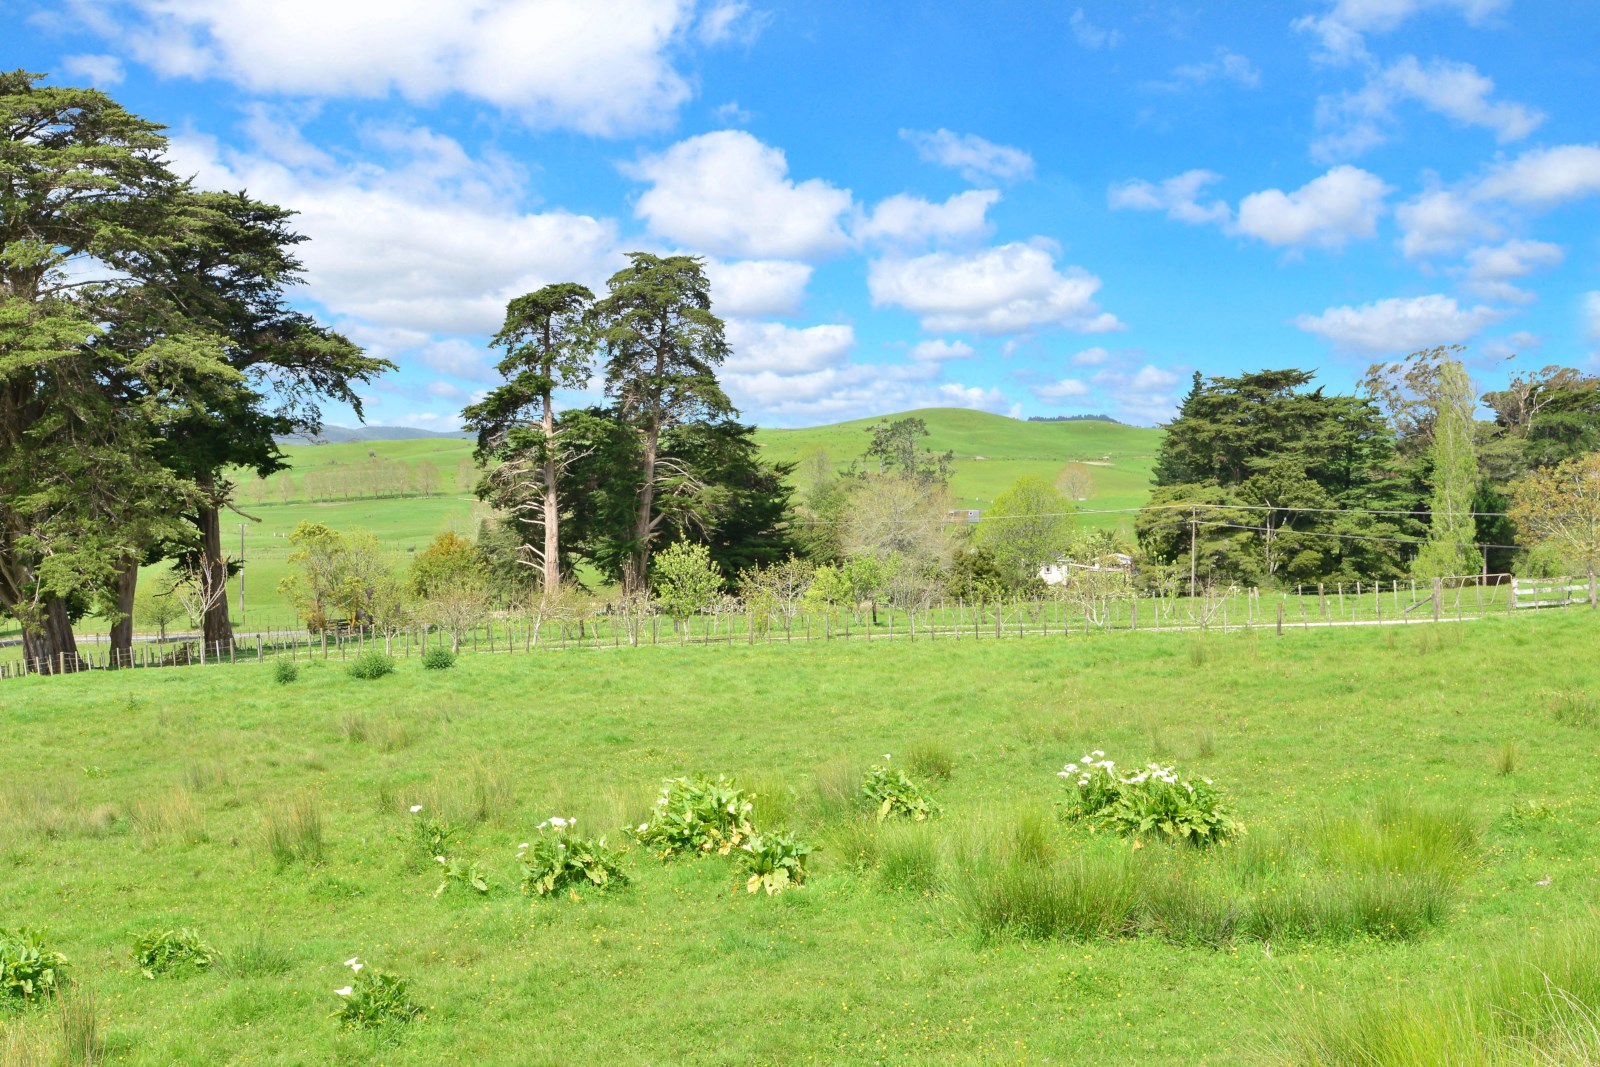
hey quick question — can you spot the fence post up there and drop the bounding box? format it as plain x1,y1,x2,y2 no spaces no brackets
1433,579,1442,623
1276,600,1283,636
1509,580,1518,612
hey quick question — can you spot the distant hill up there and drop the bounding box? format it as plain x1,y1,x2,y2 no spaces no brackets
1027,414,1126,424
277,425,470,445
753,407,1160,528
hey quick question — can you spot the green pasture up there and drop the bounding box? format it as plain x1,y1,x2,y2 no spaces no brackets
2,612,1597,1063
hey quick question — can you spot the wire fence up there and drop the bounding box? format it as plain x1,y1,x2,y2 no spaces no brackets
5,573,1590,680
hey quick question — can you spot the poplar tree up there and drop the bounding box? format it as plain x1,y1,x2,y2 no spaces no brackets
1413,358,1481,580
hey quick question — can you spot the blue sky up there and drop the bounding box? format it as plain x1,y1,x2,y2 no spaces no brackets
8,0,1600,428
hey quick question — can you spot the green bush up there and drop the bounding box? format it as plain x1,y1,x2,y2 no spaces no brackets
333,958,422,1029
518,818,627,896
273,660,299,685
347,650,396,680
133,928,218,979
633,777,757,860
433,856,491,897
1059,752,1239,845
861,760,942,822
0,928,68,1004
421,646,456,671
405,806,458,862
739,830,814,895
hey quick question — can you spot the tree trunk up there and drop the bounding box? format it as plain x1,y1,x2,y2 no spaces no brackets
27,599,83,674
628,420,660,596
541,388,560,592
108,558,139,668
196,494,234,651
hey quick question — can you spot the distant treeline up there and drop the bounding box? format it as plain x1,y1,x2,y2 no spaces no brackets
1027,414,1126,424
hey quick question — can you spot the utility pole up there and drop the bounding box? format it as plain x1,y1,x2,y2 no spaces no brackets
1189,505,1198,598
238,523,246,627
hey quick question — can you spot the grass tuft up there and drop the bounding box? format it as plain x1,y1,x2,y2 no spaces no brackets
905,739,955,781
263,793,324,867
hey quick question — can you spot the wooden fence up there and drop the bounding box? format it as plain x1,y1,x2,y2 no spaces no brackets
1,573,1583,681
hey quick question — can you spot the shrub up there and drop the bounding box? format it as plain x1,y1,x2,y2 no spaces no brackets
1059,751,1239,845
0,928,68,1005
739,830,814,895
861,759,942,822
421,646,456,671
405,806,457,861
264,794,324,867
333,958,422,1029
518,817,627,896
347,650,396,680
133,928,218,979
273,660,298,685
905,739,955,781
634,777,756,859
433,856,490,897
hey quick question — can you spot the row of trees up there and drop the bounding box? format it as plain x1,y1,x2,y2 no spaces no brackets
242,456,470,505
0,72,388,670
1136,350,1600,592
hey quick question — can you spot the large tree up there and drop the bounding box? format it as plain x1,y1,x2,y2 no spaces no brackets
0,71,234,670
1510,453,1600,607
592,253,732,593
974,474,1075,588
463,283,597,592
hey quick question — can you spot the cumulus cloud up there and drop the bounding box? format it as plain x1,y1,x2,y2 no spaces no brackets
83,0,705,136
1107,170,1231,225
627,130,853,259
1294,294,1507,353
703,259,812,317
1295,0,1510,64
722,360,1008,424
1068,8,1121,49
1395,184,1497,258
855,189,999,246
1235,165,1391,248
1071,346,1112,366
1031,377,1092,403
1091,364,1183,424
61,53,125,87
1474,144,1600,207
1313,56,1544,161
165,127,620,340
908,339,975,362
1396,145,1600,259
695,1,771,46
723,320,855,374
1458,240,1563,304
867,241,1123,336
900,129,1036,184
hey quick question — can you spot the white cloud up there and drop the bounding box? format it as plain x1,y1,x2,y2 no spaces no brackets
1159,49,1261,90
868,241,1123,336
87,0,703,136
628,130,853,259
908,339,975,362
723,320,854,374
1107,170,1231,225
703,259,812,317
1294,294,1507,353
1090,364,1183,424
1313,56,1544,161
712,100,753,124
1032,378,1092,403
1071,346,1112,366
61,53,125,87
167,128,619,338
1069,8,1121,49
855,189,999,245
1395,184,1497,258
1585,293,1600,346
695,1,771,46
425,380,468,400
1459,240,1563,303
1479,330,1542,361
1474,144,1600,207
900,129,1036,184
1235,165,1390,248
415,339,497,381
1295,0,1510,63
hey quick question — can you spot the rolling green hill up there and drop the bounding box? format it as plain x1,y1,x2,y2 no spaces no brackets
5,409,1160,642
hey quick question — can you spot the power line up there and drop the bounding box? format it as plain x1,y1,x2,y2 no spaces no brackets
1195,519,1525,552
787,500,1513,527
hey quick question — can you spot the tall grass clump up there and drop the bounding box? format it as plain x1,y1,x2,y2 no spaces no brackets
263,793,324,867
128,787,205,849
273,660,298,685
905,739,955,781
954,847,1140,943
1551,689,1597,727
875,821,943,893
1276,922,1600,1065
216,931,293,979
414,757,515,826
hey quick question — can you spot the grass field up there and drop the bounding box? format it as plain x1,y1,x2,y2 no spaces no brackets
2,613,1597,1064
